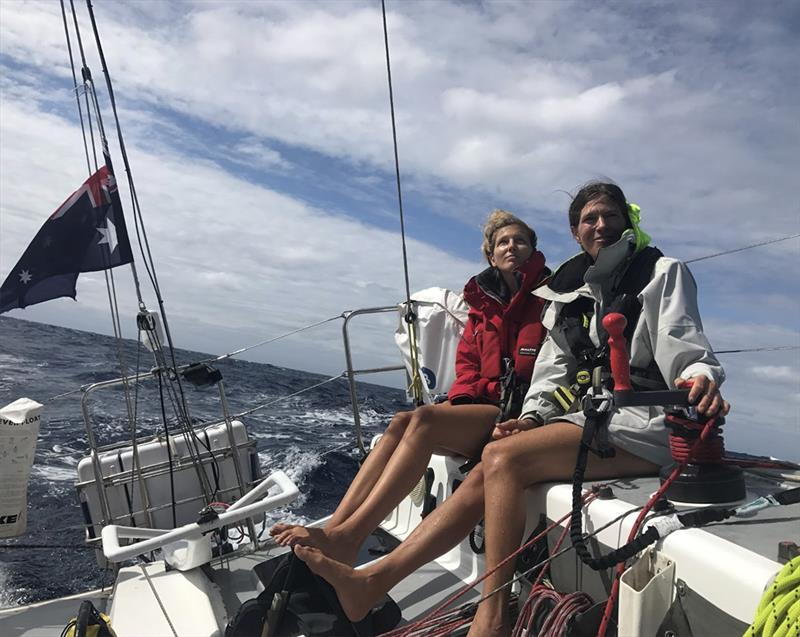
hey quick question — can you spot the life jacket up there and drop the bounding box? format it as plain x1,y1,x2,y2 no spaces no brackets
449,251,549,411
547,246,666,410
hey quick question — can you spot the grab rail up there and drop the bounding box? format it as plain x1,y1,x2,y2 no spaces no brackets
101,470,298,564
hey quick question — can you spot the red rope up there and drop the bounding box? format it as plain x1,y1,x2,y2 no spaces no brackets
666,414,725,464
380,492,599,637
511,515,594,637
669,432,724,463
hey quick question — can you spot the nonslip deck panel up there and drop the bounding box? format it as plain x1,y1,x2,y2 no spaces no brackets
388,561,481,623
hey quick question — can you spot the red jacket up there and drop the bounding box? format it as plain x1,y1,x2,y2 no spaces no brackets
448,251,549,405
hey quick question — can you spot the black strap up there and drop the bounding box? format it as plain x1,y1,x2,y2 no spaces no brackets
677,508,734,528
557,247,666,388
569,424,661,571
72,600,114,637
774,487,800,506
569,410,666,571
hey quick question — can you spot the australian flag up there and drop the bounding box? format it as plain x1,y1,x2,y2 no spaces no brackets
0,163,134,314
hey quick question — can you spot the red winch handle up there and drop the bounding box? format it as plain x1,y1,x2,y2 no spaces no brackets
602,312,691,408
602,313,632,391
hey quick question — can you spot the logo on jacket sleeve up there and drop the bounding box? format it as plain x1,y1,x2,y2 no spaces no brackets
518,347,538,357
421,367,437,390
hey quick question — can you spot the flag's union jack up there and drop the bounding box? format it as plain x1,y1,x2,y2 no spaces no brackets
0,164,133,314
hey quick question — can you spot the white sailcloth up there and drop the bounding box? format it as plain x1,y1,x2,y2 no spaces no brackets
395,288,469,403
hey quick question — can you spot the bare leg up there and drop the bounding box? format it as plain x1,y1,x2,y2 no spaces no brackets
296,463,488,621
270,411,413,537
279,402,498,564
271,411,414,536
468,422,659,637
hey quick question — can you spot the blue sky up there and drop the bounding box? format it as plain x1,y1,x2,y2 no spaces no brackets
1,1,798,458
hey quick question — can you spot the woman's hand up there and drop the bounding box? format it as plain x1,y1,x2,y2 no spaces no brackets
492,417,539,439
674,376,730,417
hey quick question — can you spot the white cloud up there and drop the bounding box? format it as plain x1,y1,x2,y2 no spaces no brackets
751,366,797,383
1,0,798,441
0,98,474,377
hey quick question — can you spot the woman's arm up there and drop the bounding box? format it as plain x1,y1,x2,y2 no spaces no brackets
447,314,497,403
643,258,728,415
517,329,575,423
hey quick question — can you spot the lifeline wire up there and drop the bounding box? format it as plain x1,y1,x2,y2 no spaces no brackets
714,345,800,355
234,373,346,418
201,314,346,364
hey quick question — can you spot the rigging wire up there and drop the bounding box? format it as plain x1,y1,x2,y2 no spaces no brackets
59,0,91,176
381,0,424,405
155,370,178,528
67,0,98,171
63,2,144,514
84,0,197,443
685,232,800,264
380,0,412,308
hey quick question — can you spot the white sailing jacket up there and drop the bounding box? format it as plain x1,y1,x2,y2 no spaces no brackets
519,235,724,464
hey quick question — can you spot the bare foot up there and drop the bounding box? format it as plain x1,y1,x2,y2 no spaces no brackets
466,607,509,637
294,545,378,622
272,526,359,565
269,522,297,537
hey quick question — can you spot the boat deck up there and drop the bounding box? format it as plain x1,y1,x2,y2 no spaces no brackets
2,463,796,637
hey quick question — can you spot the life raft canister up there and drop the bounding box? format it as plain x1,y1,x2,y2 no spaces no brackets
0,397,43,538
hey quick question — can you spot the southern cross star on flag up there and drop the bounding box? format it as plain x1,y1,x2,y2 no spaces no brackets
0,163,134,314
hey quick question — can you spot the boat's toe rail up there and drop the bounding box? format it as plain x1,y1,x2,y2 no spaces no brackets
101,470,299,569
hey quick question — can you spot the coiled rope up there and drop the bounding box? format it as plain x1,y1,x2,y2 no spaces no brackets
379,489,644,637
383,490,599,637
513,514,592,637
744,555,800,637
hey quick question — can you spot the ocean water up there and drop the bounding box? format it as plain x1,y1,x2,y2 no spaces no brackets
0,316,407,608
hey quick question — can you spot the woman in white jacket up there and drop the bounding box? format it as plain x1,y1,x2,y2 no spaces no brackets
295,181,730,637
